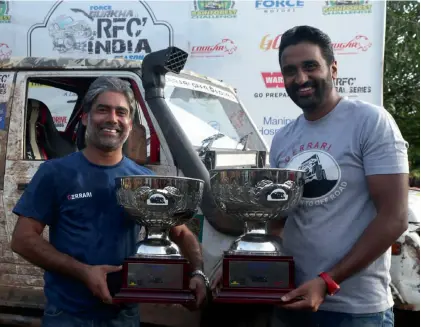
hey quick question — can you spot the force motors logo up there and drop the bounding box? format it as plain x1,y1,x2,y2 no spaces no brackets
255,0,305,13
191,38,237,57
333,35,372,55
259,34,282,51
335,77,371,97
67,192,93,200
255,72,288,99
28,2,174,60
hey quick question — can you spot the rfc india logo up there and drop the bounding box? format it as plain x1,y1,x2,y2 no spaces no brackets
191,38,237,57
334,77,371,98
27,1,174,60
0,1,11,23
322,0,372,15
191,0,237,19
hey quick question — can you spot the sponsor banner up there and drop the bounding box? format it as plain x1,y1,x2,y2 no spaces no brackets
259,116,296,137
259,34,372,55
191,38,237,58
0,72,13,130
0,43,12,60
0,1,11,24
335,77,372,98
0,102,6,130
166,75,239,103
0,73,11,96
255,0,305,13
259,34,283,51
333,35,372,55
322,1,373,15
52,115,68,129
254,72,288,99
28,2,174,60
191,0,237,19
29,82,50,88
1,0,385,147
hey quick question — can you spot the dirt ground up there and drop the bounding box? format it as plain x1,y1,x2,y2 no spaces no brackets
0,308,419,327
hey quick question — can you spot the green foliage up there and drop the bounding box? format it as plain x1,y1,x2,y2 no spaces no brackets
410,169,420,179
383,1,420,171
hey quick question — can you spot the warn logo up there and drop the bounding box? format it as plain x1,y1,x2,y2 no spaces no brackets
67,192,93,200
261,72,284,88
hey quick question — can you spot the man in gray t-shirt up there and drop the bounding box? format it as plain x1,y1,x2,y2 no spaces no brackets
269,26,408,327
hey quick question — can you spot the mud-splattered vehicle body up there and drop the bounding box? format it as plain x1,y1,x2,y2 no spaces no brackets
390,188,420,312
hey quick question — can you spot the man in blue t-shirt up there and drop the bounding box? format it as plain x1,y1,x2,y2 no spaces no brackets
11,76,208,327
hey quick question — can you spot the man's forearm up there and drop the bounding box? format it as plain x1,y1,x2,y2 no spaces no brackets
328,213,407,284
171,227,204,271
12,235,88,281
268,218,286,237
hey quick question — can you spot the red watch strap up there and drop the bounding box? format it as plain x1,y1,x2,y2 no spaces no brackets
318,272,340,295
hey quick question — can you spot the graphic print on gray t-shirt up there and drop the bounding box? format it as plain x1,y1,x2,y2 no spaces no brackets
274,139,349,222
291,149,342,200
269,98,409,314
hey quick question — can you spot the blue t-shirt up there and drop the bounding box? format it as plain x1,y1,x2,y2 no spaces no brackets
12,151,155,319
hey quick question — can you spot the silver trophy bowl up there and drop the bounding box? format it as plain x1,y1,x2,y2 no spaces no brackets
209,168,305,255
115,175,204,257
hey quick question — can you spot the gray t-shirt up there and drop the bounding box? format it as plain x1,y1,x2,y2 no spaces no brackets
269,97,409,314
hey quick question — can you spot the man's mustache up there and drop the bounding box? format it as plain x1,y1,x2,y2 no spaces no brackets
99,123,122,132
290,82,315,92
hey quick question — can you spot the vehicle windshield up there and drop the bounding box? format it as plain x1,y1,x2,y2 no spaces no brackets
163,75,266,152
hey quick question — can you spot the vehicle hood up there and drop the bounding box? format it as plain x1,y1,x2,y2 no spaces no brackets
167,102,243,150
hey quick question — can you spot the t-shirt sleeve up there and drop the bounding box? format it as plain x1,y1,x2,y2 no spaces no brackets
142,166,156,175
360,105,409,176
269,131,282,168
269,149,277,168
12,161,57,226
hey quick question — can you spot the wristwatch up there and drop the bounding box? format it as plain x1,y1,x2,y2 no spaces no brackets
191,269,210,288
318,272,340,296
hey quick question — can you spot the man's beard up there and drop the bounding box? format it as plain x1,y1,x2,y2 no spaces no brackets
85,115,130,152
286,75,333,113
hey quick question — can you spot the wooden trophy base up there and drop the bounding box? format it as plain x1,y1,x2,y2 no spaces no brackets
213,254,295,304
111,257,195,305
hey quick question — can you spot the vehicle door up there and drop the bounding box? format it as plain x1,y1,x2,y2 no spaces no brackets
0,70,18,289
2,71,81,289
2,70,179,271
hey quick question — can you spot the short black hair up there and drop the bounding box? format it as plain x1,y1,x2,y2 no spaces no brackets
279,25,335,66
